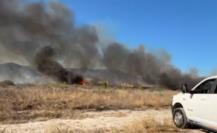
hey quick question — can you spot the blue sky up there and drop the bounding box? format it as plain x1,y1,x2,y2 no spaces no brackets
60,0,217,76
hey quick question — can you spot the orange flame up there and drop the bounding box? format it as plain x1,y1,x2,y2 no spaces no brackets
79,80,86,85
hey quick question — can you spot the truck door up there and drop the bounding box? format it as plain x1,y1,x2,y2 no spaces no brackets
201,80,217,130
187,79,216,126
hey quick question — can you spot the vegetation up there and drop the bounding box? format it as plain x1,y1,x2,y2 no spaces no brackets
0,84,176,123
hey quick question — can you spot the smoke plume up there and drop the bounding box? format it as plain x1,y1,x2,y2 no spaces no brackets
0,0,201,89
34,46,84,84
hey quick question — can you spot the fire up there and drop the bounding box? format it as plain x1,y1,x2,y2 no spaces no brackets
79,79,86,85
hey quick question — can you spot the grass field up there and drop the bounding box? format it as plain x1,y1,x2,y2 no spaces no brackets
0,84,199,133
0,84,176,123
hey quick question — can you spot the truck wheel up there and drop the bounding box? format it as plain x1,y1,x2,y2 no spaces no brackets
173,108,188,128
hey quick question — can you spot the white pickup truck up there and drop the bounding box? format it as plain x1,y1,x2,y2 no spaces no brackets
171,76,217,132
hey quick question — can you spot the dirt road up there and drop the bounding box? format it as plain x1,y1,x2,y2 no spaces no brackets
0,109,203,133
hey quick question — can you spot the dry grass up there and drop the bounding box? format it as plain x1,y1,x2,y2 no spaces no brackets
123,117,186,133
0,84,177,123
42,117,187,133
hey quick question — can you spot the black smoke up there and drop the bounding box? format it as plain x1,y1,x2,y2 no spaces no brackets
102,43,201,89
0,0,201,89
34,46,84,84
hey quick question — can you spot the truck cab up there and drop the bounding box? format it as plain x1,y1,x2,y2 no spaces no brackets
172,76,217,132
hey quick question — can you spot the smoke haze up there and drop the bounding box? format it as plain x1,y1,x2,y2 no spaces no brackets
0,0,201,89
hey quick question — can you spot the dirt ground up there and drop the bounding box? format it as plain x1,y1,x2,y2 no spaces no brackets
0,109,203,133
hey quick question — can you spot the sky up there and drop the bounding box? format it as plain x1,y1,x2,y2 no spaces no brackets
60,0,217,76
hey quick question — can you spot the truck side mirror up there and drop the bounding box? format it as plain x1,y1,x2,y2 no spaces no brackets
181,84,188,93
